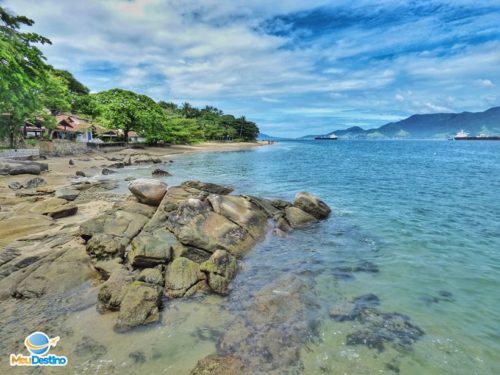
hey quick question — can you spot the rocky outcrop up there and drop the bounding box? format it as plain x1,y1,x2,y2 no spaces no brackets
127,228,174,267
28,198,78,219
128,179,168,206
284,206,317,228
130,153,161,164
55,188,80,201
181,180,233,195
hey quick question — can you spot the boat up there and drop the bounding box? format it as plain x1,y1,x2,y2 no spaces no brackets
453,130,500,141
315,133,338,140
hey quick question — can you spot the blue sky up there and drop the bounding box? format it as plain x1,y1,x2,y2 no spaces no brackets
2,0,500,137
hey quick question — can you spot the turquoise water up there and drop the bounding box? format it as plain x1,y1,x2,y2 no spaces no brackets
144,140,499,374
25,140,496,374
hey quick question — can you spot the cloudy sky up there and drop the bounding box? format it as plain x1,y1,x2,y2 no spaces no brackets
2,0,500,137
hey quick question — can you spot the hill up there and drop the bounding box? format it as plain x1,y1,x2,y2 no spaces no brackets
303,106,500,139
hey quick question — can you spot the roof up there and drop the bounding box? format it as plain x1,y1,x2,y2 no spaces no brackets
55,114,105,133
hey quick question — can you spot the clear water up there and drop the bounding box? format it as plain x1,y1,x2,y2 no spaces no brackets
7,140,500,374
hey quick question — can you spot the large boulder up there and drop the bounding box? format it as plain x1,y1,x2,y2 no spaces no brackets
200,250,237,295
191,355,245,375
293,192,331,219
167,199,255,257
284,206,317,228
114,281,163,332
130,153,161,164
207,195,268,239
164,257,206,298
128,178,168,206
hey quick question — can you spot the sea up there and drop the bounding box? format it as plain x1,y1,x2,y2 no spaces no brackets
59,140,500,374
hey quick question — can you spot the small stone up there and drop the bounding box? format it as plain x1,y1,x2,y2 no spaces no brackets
69,159,74,166
152,168,171,177
76,170,86,177
102,168,116,175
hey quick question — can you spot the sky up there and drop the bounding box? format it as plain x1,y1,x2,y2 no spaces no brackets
2,0,500,137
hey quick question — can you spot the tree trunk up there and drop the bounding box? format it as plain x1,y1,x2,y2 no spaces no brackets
124,127,129,145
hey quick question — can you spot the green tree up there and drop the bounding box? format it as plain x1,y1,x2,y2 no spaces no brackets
93,88,164,143
41,70,72,115
0,6,51,148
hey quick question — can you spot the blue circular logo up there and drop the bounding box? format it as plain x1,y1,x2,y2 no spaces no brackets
25,332,51,356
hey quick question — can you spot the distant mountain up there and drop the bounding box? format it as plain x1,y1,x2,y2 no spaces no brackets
257,133,282,140
302,106,500,139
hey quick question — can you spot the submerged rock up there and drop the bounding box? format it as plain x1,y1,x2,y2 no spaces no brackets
152,168,171,177
102,168,116,175
74,336,107,361
293,192,331,219
191,354,245,375
329,294,380,321
128,178,168,206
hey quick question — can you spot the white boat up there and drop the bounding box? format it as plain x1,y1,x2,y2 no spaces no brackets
315,133,338,140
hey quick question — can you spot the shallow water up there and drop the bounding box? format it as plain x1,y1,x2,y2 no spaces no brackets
4,140,500,374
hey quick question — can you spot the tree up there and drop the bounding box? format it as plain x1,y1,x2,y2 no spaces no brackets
92,89,164,143
0,6,51,148
41,70,72,115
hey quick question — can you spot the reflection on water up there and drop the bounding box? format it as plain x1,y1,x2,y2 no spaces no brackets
1,140,499,374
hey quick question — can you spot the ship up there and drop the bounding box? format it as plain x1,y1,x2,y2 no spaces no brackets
453,130,500,141
315,133,338,140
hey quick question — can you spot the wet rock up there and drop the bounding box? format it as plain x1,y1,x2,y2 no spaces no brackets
114,281,162,332
191,354,245,375
129,351,146,364
171,242,213,263
55,188,80,201
293,192,331,219
97,268,134,313
181,180,233,195
284,206,317,228
127,228,174,267
25,177,47,189
109,162,125,169
152,168,171,177
137,268,164,287
74,336,107,360
276,216,292,232
164,257,206,298
75,170,86,177
8,181,22,190
200,250,237,295
270,199,291,210
124,176,136,181
128,178,168,206
245,196,283,218
102,168,115,175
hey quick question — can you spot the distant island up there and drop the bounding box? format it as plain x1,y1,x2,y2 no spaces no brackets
301,106,500,140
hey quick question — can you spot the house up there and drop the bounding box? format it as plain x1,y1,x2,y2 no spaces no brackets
97,129,144,143
52,115,100,143
23,122,46,138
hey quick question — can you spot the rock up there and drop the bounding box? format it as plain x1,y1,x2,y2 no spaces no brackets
181,180,233,195
128,178,168,206
80,209,150,259
124,176,135,181
208,195,268,239
102,168,116,175
9,164,42,175
191,355,245,375
270,199,292,210
24,177,47,189
127,228,174,267
97,268,134,313
284,206,317,228
69,159,74,166
55,188,80,201
0,160,48,175
114,281,162,332
131,154,161,164
136,268,164,286
36,186,55,194
200,250,237,295
75,170,86,177
129,351,146,364
29,198,78,219
171,242,212,263
293,192,331,219
109,162,125,169
8,182,22,190
276,216,292,232
164,257,206,298
152,168,171,177
245,196,283,218
329,294,380,321
166,199,255,257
